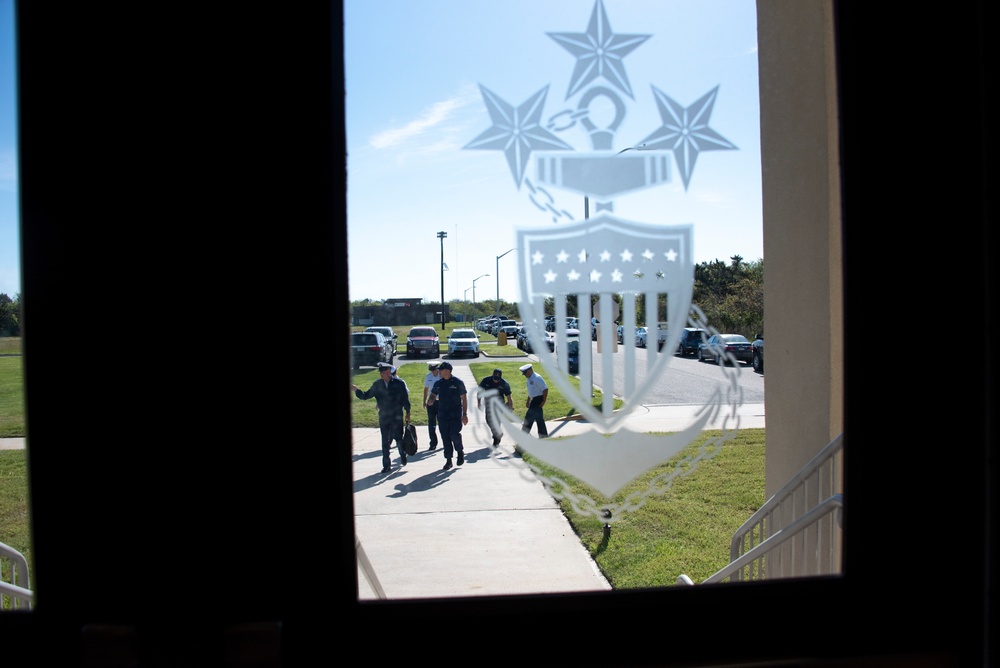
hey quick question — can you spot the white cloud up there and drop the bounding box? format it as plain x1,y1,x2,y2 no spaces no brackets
368,84,481,150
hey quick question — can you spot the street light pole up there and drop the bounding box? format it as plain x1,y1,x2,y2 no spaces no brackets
496,248,517,313
437,231,447,331
472,273,489,317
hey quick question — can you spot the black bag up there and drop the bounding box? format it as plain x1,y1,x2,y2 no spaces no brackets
402,423,418,456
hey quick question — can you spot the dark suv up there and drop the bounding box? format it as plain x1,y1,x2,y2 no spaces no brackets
351,331,393,369
364,326,398,353
676,327,708,357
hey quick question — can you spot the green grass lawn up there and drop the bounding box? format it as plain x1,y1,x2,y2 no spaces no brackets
0,341,24,438
526,428,766,587
0,449,32,603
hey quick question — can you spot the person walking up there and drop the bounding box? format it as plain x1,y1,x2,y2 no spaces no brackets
425,361,468,470
422,361,441,450
391,366,409,394
477,367,513,446
352,362,411,474
519,363,548,438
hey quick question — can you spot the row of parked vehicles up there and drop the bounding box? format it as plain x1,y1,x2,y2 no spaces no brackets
352,321,762,374
351,325,486,368
612,324,764,372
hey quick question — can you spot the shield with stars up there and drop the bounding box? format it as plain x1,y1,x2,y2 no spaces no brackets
516,213,693,433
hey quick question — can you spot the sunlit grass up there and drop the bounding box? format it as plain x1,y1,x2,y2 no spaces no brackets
525,428,766,587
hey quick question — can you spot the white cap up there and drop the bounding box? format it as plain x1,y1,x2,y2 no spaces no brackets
519,363,533,373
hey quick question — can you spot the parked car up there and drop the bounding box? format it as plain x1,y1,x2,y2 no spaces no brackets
676,327,708,357
519,325,554,354
546,316,578,332
562,328,581,374
447,328,480,358
499,322,520,339
405,326,440,358
615,325,639,344
515,326,530,351
364,326,397,353
752,334,764,373
698,333,753,365
351,331,393,369
635,326,649,347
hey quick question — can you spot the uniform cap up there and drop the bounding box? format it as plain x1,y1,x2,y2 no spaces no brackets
428,362,440,369
438,361,453,370
519,363,533,374
377,362,393,372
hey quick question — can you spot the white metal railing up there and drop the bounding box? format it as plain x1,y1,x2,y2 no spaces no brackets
0,540,33,609
678,433,844,585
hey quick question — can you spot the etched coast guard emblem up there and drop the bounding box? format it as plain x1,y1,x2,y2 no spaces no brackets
518,215,693,432
462,0,740,518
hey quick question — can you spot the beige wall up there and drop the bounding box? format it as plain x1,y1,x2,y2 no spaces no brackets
757,0,844,499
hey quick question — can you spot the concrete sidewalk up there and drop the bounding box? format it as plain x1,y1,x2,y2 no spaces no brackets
352,363,764,600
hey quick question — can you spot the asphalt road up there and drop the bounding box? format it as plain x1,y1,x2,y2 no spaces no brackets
393,337,764,407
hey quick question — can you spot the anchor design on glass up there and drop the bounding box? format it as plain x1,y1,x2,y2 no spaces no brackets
463,0,743,521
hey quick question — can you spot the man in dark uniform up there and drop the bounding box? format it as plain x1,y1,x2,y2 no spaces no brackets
477,367,513,446
425,361,468,470
351,361,411,473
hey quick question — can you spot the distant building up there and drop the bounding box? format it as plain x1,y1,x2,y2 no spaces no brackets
352,298,448,327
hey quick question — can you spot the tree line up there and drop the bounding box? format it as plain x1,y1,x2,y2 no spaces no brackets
0,293,20,337
352,256,763,337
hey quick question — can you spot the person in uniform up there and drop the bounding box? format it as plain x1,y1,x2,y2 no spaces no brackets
422,362,441,450
352,361,411,473
391,366,409,394
477,367,513,446
519,363,548,438
425,361,468,470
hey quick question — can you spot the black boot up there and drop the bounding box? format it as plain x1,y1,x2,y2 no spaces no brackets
442,458,453,471
457,451,464,466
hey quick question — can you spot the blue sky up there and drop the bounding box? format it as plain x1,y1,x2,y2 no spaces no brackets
345,0,762,304
0,0,18,299
0,0,762,305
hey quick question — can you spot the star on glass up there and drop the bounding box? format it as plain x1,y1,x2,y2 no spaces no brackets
532,251,545,265
578,249,588,262
465,84,573,189
642,249,655,260
544,270,558,283
600,250,611,262
567,270,581,281
611,269,623,282
664,248,678,262
620,249,633,262
639,85,737,190
547,0,651,100
590,269,602,282
556,250,570,263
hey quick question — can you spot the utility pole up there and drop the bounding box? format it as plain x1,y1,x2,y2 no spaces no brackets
437,231,447,331
496,247,516,313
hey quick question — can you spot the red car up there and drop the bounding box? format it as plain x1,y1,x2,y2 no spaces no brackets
405,327,440,358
